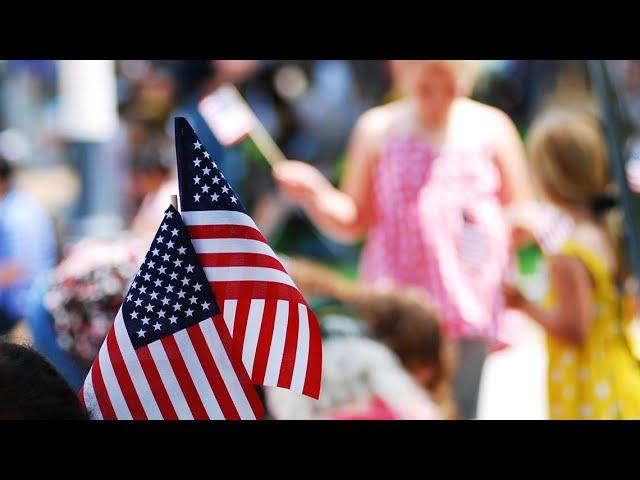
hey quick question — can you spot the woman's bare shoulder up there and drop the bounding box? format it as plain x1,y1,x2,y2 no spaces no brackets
356,100,410,138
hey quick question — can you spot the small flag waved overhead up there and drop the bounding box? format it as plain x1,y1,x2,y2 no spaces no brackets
199,84,255,147
80,205,264,420
175,117,322,399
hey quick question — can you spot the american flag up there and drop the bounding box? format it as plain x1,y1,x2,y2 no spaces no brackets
79,205,264,420
175,117,322,399
457,210,489,272
198,84,255,147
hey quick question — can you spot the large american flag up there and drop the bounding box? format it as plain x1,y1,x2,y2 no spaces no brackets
175,117,322,399
80,205,264,420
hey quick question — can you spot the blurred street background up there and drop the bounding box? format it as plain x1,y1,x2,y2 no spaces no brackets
3,60,640,419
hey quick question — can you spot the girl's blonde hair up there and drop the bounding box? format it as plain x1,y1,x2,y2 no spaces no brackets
391,60,482,97
527,109,627,283
528,109,609,206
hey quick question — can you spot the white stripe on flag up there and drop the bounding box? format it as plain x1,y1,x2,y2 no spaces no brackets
242,299,265,374
223,299,238,332
97,342,132,419
173,328,224,420
290,304,310,394
264,300,289,387
199,319,257,419
204,266,296,288
182,210,259,229
113,311,162,419
147,340,194,420
83,367,103,420
192,238,275,257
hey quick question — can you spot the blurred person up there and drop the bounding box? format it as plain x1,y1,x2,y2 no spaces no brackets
0,341,88,420
503,109,640,419
274,60,535,419
283,256,457,418
126,128,178,243
30,237,142,390
0,154,56,336
266,330,441,420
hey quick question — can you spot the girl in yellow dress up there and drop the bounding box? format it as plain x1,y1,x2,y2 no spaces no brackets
503,109,640,419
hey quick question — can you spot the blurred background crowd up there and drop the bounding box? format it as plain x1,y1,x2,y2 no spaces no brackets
3,60,640,420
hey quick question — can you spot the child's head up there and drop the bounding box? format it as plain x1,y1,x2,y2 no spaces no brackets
0,342,89,420
527,109,609,210
351,287,442,388
390,60,480,125
283,256,454,406
284,256,457,417
527,109,629,282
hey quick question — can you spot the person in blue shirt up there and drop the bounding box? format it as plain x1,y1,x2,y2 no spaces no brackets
0,155,57,336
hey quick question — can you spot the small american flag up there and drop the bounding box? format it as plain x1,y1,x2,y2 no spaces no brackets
198,84,255,147
528,202,575,255
175,117,322,399
79,205,264,420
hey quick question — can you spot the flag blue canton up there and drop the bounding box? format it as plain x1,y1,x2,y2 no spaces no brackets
122,205,220,349
175,117,248,214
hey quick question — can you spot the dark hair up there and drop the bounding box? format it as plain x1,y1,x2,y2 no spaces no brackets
0,342,89,420
0,154,13,182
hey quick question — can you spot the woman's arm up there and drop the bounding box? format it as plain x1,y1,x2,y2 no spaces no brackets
273,110,380,243
491,110,537,206
504,255,594,345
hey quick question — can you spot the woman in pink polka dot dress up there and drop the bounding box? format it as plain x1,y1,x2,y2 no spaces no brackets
274,61,534,418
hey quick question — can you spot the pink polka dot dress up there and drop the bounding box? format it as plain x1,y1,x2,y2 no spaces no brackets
360,135,511,343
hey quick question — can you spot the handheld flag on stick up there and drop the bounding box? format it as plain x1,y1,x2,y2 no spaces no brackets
80,205,264,420
175,117,322,399
198,83,287,167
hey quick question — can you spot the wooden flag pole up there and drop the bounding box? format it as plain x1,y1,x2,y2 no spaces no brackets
170,194,178,210
247,114,288,167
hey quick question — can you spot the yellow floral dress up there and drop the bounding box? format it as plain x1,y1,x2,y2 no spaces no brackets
545,240,640,419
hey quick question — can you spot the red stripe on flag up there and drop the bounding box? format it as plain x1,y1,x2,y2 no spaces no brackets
186,323,240,420
198,252,286,272
136,345,178,420
91,359,116,420
277,302,299,389
160,336,209,420
188,224,266,242
303,308,322,399
251,298,278,385
106,328,147,420
210,314,265,419
231,298,251,358
210,280,305,304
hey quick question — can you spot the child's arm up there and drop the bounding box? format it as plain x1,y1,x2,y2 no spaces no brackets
504,255,595,345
